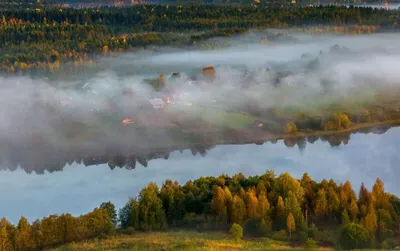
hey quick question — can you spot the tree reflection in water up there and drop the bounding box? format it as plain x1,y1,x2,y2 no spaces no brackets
0,125,391,174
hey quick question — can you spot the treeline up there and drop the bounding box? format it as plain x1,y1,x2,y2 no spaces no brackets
0,171,399,250
0,204,114,250
0,5,396,30
118,171,400,249
286,107,400,133
0,5,399,73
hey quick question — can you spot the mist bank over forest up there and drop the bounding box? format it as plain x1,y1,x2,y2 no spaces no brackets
2,4,400,75
0,31,399,168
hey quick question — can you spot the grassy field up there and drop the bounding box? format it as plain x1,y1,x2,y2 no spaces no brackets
167,104,261,129
47,231,333,251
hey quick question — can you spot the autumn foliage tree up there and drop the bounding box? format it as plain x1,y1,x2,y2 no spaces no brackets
287,213,296,238
0,170,398,250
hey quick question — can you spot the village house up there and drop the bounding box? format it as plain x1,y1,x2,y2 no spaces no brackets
148,98,165,109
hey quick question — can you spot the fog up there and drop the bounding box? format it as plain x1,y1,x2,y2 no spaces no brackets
1,29,400,222
1,29,400,171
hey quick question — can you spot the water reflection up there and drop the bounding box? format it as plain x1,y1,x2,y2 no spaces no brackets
0,125,398,224
0,125,391,174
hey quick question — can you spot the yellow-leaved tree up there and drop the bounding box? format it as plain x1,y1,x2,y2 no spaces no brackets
286,213,296,238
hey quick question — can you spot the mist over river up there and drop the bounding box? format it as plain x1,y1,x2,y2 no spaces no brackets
0,127,399,224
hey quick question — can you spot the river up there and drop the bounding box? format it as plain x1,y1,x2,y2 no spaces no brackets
0,126,399,224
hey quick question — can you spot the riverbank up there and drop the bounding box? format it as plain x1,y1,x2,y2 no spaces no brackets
195,118,400,147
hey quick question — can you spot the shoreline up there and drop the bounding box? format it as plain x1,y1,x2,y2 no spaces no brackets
186,119,400,148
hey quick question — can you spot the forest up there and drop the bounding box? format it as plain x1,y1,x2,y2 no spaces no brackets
0,4,399,74
0,171,399,250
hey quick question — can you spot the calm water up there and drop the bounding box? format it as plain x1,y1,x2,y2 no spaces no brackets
1,127,399,224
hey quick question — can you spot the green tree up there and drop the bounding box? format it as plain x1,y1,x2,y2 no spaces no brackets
230,195,246,226
138,183,166,231
338,223,370,249
119,198,139,229
230,223,243,242
100,201,117,226
275,196,286,229
304,238,317,251
160,180,186,225
276,173,304,204
341,209,350,226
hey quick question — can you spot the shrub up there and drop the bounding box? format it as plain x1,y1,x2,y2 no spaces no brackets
381,238,399,249
257,218,272,236
304,238,318,251
126,227,135,235
337,223,370,249
230,223,243,242
307,223,318,240
270,230,289,242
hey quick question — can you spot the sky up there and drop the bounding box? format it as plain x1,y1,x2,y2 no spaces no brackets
0,127,399,224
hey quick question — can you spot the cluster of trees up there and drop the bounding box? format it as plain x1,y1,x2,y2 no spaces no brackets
0,5,399,73
0,203,114,250
0,171,398,249
280,103,400,133
118,170,400,249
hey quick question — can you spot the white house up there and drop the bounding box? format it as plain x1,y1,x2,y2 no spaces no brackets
148,98,165,109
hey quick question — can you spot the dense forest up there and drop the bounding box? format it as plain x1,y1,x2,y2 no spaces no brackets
0,171,399,250
0,4,399,74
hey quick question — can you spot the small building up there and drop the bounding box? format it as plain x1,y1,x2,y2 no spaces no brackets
148,98,165,109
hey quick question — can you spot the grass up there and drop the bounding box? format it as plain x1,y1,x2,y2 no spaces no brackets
167,104,261,129
47,230,333,251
